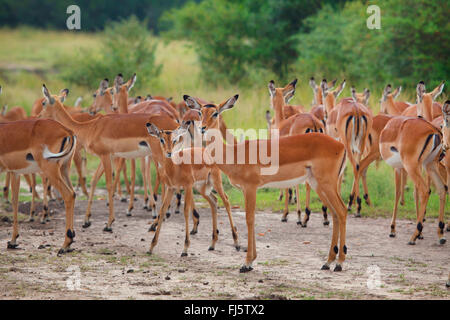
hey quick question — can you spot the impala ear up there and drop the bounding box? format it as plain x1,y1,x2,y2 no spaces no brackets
127,73,137,92
268,80,276,97
167,97,173,103
146,122,160,137
320,79,328,98
364,88,370,105
183,95,202,110
431,81,445,101
416,81,426,102
383,84,392,100
0,86,2,96
443,100,450,127
134,96,142,104
145,94,152,101
283,79,297,103
99,78,109,96
59,88,69,103
351,87,357,102
309,77,317,90
329,79,337,89
333,80,346,98
1,105,7,116
392,86,401,99
219,94,239,114
114,73,124,93
42,84,55,105
74,96,83,107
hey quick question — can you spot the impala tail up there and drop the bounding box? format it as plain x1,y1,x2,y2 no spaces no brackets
43,135,77,161
345,113,368,157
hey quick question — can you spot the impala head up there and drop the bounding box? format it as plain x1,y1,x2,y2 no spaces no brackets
416,80,445,121
39,85,69,118
351,87,370,106
183,94,239,134
268,79,297,109
379,84,401,114
111,73,137,112
310,77,336,105
179,108,202,140
442,100,450,152
146,123,186,158
321,79,346,118
89,78,112,115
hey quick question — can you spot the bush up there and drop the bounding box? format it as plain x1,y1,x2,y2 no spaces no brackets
58,16,161,90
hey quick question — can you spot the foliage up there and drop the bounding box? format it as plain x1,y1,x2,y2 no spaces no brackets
160,0,345,84
296,0,450,88
58,16,161,90
0,0,195,32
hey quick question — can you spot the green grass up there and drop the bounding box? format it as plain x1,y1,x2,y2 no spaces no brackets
0,27,446,221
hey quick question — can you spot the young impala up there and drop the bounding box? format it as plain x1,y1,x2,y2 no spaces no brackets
185,94,349,273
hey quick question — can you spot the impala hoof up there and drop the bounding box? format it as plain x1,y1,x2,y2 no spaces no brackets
82,221,91,228
281,217,287,222
439,238,446,245
7,242,18,249
446,226,450,232
418,235,424,240
323,221,330,226
181,252,188,257
190,230,197,235
143,205,148,210
407,241,416,245
239,265,253,273
354,213,361,218
166,212,171,219
103,226,113,233
334,264,342,272
148,224,157,232
321,264,330,270
121,197,127,203
208,246,214,251
235,245,241,252
296,221,303,226
28,218,34,222
389,233,396,238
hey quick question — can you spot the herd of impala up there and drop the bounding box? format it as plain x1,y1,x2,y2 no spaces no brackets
0,74,449,285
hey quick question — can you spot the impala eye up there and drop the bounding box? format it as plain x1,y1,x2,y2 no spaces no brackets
160,138,165,145
93,93,97,98
212,112,219,119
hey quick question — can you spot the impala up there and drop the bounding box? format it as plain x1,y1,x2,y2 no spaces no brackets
184,94,349,273
0,109,77,254
146,122,240,256
39,84,179,232
380,115,446,244
322,79,373,217
400,81,445,121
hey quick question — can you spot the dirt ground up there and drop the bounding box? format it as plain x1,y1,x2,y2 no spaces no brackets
0,194,449,300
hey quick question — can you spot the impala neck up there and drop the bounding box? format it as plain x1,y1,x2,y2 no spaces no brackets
271,93,285,128
53,103,90,142
118,92,129,114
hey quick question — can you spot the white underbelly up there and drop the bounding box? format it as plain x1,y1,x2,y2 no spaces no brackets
259,175,308,189
12,161,40,174
114,146,151,159
385,152,403,168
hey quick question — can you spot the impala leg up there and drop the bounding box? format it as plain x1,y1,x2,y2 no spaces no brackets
7,173,20,249
102,155,115,232
73,146,88,197
121,159,131,196
405,165,429,245
153,169,160,203
182,187,194,256
212,170,239,250
27,174,36,222
126,159,136,216
301,183,312,227
3,172,10,203
240,187,257,273
146,157,156,212
190,203,200,235
148,188,174,254
175,189,182,214
426,162,446,244
113,158,125,201
295,185,303,225
400,169,407,206
40,176,50,224
44,163,76,255
31,174,40,200
389,169,402,238
83,163,104,228
352,165,362,217
281,188,289,222
278,189,283,201
141,157,149,210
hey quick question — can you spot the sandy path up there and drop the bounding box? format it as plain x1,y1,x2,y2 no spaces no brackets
0,196,448,300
